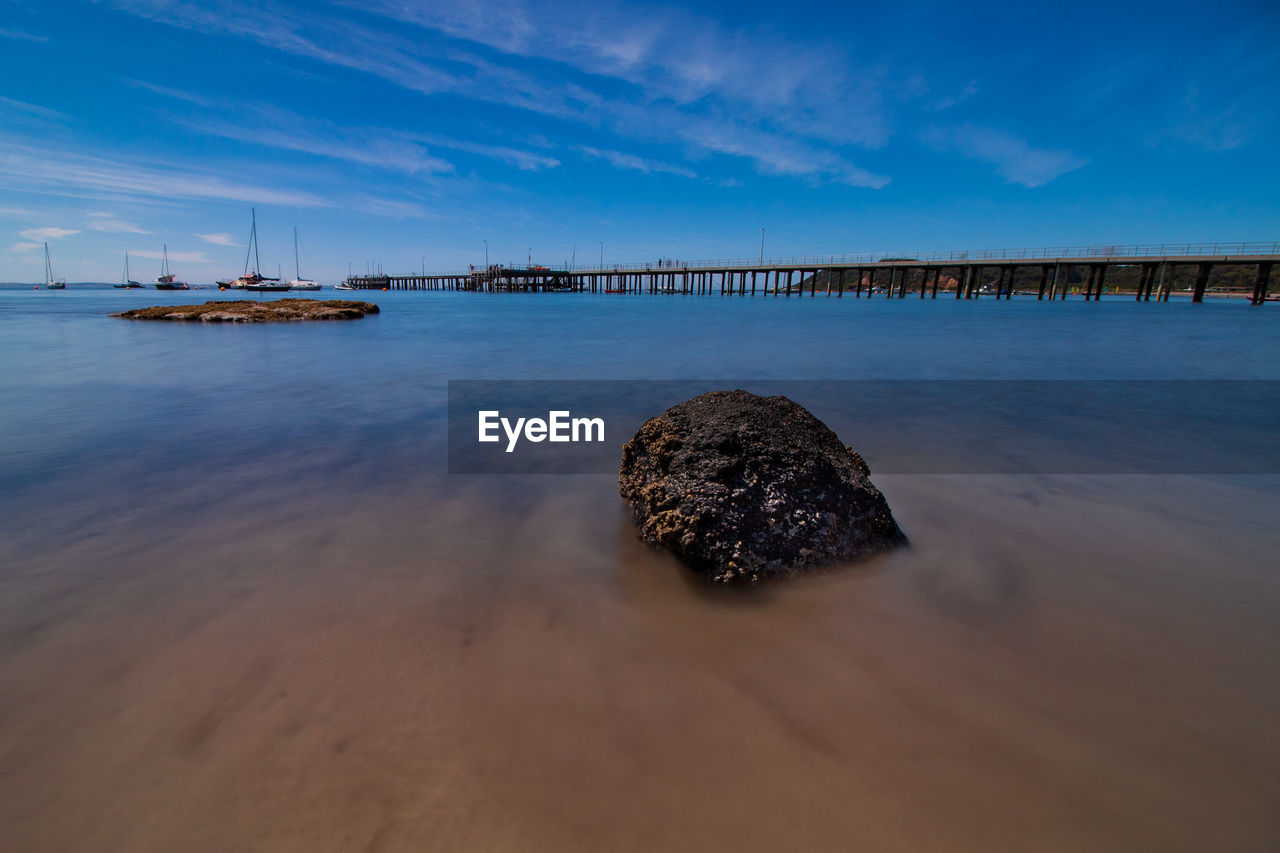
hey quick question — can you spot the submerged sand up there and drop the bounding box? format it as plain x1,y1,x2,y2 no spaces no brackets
2,471,1277,852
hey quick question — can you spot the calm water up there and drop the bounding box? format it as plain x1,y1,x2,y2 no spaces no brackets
2,286,1279,851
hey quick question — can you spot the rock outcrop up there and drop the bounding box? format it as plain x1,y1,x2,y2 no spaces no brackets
113,299,379,322
619,390,905,582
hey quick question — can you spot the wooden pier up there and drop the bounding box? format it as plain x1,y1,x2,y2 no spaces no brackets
343,243,1280,305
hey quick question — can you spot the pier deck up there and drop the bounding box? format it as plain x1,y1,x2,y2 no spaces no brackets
343,242,1280,305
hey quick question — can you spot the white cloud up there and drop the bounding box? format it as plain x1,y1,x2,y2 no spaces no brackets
9,241,43,252
182,108,455,175
346,195,430,219
106,0,896,187
124,79,215,106
130,249,211,264
934,81,979,111
90,216,151,234
138,81,561,176
0,96,66,121
0,136,329,208
20,226,80,240
411,134,560,172
0,28,48,42
345,0,892,145
167,98,568,178
667,114,889,188
195,232,238,246
576,146,696,178
922,125,1085,188
1156,86,1257,152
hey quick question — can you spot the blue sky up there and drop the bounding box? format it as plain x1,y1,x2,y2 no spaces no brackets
1,0,1277,282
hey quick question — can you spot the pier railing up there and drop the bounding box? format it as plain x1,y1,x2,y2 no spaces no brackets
566,241,1280,273
396,242,1279,277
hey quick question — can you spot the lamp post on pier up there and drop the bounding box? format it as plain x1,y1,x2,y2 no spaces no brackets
760,227,765,264
483,240,488,268
599,241,604,270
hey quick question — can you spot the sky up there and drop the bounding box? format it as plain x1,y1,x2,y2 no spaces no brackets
1,0,1278,282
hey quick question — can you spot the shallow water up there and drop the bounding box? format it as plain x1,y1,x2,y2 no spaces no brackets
2,287,1278,851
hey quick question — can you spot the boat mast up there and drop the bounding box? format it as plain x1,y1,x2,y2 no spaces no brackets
294,227,300,280
45,242,52,285
243,208,262,276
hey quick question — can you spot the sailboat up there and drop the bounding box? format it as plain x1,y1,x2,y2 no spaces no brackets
288,227,321,290
154,244,190,289
114,251,142,288
43,242,66,289
236,208,290,292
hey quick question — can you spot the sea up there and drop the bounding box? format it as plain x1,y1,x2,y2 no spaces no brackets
2,285,1278,851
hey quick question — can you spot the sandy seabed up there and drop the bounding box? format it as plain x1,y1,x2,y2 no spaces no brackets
2,471,1277,852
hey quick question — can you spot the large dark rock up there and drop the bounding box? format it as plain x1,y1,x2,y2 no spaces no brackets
619,390,905,582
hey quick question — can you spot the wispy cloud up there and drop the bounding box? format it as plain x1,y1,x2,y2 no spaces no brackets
130,249,210,264
122,79,215,106
136,67,564,177
180,107,455,175
108,0,897,187
89,214,151,234
195,232,238,246
411,134,560,172
346,0,892,145
576,146,696,178
139,84,561,177
921,125,1085,187
20,226,81,240
0,96,67,121
0,28,48,42
346,195,430,219
934,81,979,111
1156,84,1260,152
0,136,329,208
670,114,890,188
9,241,43,252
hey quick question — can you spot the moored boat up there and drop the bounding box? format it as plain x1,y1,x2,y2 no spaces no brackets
43,242,66,289
288,227,321,290
114,251,143,288
242,279,293,292
228,208,284,291
154,244,190,289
